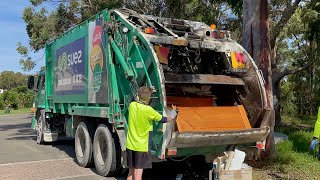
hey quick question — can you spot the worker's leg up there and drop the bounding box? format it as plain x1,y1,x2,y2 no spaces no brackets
134,151,151,180
127,149,135,180
134,169,143,180
127,168,134,180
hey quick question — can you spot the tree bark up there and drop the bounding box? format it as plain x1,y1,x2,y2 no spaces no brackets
243,0,274,157
243,0,273,108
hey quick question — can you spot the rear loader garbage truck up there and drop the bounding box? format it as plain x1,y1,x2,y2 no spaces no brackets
27,8,273,177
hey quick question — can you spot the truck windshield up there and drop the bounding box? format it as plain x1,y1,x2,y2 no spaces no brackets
36,75,45,90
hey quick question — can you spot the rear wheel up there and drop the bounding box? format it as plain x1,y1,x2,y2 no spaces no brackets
93,124,117,176
75,121,95,167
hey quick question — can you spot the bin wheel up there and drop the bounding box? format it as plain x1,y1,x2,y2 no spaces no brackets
75,121,95,167
93,124,117,176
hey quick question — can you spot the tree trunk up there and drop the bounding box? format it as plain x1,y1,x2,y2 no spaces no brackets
243,0,274,157
273,77,281,126
243,0,273,109
243,0,274,114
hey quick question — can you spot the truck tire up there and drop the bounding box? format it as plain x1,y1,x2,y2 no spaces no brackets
36,109,45,144
75,121,95,167
93,124,117,177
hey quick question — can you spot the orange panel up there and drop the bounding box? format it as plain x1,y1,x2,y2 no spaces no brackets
167,96,215,107
176,105,251,132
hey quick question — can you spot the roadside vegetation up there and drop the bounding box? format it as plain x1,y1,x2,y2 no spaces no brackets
253,116,320,179
0,71,34,111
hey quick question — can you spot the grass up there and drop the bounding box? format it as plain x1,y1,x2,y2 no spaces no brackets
0,108,32,116
252,115,320,179
282,115,317,127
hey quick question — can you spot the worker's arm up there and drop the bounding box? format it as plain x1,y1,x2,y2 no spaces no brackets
148,105,177,123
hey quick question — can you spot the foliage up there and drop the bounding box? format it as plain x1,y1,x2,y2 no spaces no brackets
1,90,19,109
281,115,317,127
280,81,297,116
0,71,34,110
0,71,28,90
274,0,320,118
253,117,320,179
0,96,4,110
0,86,34,110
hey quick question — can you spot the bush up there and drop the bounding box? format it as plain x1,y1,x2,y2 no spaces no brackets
13,86,35,108
2,90,19,109
0,86,35,110
0,95,4,110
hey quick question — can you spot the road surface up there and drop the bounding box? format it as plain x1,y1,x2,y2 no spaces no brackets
0,113,210,180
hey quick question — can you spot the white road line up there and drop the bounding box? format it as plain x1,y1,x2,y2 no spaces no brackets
0,158,73,166
45,173,96,180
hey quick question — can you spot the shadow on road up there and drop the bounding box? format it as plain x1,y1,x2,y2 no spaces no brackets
21,114,33,120
0,122,36,141
0,123,31,131
50,137,76,159
2,122,76,160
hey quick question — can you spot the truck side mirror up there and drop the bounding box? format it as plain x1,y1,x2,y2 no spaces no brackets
28,76,35,90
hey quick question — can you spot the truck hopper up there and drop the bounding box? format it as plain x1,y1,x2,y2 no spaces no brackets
165,97,269,148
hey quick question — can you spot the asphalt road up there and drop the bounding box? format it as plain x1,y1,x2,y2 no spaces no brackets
0,113,210,180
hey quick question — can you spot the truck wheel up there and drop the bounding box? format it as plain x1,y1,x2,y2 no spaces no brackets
93,124,116,177
36,109,45,144
75,121,95,167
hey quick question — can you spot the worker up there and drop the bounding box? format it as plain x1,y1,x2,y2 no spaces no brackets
310,107,320,159
126,86,177,180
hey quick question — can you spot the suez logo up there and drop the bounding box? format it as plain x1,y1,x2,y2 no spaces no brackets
58,50,83,70
57,50,84,86
56,38,85,87
67,50,82,66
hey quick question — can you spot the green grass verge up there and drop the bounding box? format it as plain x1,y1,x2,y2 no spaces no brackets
254,116,320,179
0,108,32,115
282,115,317,127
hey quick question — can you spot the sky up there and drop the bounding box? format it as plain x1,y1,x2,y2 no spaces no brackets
0,1,45,74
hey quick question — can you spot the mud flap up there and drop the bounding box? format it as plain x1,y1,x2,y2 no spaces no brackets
43,132,58,142
31,116,37,129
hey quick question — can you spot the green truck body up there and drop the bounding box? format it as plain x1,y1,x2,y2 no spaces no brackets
29,8,273,176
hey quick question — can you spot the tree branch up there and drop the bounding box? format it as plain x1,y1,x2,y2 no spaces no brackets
270,0,302,49
273,60,313,83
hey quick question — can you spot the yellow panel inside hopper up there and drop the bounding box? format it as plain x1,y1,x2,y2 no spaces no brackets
176,105,251,132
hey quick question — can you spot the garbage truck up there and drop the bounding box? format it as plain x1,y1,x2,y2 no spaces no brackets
27,8,273,176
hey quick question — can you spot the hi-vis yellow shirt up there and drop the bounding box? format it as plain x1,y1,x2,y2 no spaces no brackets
126,102,162,152
313,107,320,138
